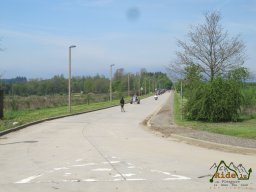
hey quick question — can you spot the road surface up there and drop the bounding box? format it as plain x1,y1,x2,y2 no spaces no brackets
0,92,255,192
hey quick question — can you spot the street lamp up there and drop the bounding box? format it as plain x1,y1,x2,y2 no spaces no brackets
109,64,115,102
68,45,76,113
128,73,130,97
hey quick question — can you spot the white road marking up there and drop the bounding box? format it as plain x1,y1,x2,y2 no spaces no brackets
72,163,96,167
15,157,192,184
113,178,124,181
54,167,69,170
164,175,191,180
126,178,146,181
151,169,171,175
122,173,136,177
64,173,72,176
63,179,80,182
16,174,42,184
92,168,112,172
102,161,120,164
112,174,122,178
83,179,97,182
110,161,120,164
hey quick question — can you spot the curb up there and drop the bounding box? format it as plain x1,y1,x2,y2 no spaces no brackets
0,104,119,137
170,133,256,155
148,115,256,155
146,97,168,128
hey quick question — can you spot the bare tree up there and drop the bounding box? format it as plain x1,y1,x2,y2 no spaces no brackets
169,11,245,81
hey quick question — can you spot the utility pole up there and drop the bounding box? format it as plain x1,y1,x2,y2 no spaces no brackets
68,45,76,113
138,72,141,96
109,64,115,101
0,90,3,119
144,79,147,95
128,73,130,97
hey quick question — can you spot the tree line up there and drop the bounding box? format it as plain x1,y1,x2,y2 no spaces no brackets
0,70,172,97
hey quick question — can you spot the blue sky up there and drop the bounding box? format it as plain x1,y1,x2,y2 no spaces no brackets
0,0,255,79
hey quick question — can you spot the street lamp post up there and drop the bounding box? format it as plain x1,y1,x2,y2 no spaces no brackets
128,73,130,97
109,64,115,102
68,45,76,113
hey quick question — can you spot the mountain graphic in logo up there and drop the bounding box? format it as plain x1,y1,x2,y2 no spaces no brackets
210,163,217,170
209,160,252,183
229,162,249,175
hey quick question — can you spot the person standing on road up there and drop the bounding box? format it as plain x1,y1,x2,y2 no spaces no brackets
120,97,125,112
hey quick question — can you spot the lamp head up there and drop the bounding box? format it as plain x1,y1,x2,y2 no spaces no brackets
69,45,76,48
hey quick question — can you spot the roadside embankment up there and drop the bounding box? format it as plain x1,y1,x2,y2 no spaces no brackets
146,91,256,155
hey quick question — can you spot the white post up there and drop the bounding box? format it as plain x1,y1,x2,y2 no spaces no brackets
110,64,115,101
68,45,76,113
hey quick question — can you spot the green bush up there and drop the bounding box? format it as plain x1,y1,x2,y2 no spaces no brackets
241,85,256,115
185,78,242,122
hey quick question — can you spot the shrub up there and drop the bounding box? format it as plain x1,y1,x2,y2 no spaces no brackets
185,78,242,122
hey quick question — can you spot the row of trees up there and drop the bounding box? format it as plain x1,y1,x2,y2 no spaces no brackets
0,70,172,97
169,11,255,122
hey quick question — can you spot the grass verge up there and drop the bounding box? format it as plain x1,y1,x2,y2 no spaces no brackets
0,101,118,132
173,92,256,139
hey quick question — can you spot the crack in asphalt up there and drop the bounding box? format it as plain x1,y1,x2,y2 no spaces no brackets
81,125,127,181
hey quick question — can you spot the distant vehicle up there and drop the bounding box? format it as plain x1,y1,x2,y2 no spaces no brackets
130,95,140,104
154,95,158,100
156,89,166,95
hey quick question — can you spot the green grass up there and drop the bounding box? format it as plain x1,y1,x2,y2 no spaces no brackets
0,100,120,132
0,94,152,132
173,92,256,139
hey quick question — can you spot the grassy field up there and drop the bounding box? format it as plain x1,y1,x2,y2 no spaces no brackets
174,92,256,139
0,94,152,132
0,100,119,132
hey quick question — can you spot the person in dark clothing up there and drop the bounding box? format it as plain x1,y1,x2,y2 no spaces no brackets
120,97,125,112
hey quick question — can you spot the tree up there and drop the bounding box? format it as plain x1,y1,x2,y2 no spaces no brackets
227,67,249,82
185,78,242,122
170,11,248,122
183,64,202,99
170,11,245,82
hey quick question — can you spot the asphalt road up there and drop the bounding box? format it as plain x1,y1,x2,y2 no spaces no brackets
0,92,255,192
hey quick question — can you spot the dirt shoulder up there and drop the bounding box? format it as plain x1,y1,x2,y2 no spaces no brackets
146,91,256,155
